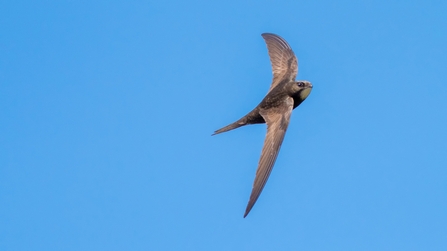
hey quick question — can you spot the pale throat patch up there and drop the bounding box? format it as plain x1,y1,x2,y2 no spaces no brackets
299,88,312,100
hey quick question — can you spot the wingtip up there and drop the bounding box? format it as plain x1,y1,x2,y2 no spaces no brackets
261,32,278,38
243,205,252,218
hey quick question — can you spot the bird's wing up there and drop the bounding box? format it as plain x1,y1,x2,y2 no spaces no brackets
261,33,298,92
244,97,293,217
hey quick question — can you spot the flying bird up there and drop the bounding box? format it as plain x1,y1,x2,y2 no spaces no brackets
213,33,313,217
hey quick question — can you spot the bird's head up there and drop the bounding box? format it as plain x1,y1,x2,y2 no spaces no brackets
289,80,312,100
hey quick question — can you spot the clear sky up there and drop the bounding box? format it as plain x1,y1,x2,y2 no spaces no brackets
1,1,447,250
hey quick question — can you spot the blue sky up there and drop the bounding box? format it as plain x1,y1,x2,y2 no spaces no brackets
1,1,447,250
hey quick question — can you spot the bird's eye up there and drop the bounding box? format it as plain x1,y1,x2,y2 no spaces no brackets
297,82,304,87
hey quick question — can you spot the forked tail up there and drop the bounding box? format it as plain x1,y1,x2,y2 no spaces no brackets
213,108,264,136
212,119,247,135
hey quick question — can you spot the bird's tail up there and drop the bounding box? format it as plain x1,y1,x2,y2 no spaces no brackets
212,118,247,135
213,108,264,136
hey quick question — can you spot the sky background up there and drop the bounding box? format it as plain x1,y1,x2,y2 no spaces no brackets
1,1,447,250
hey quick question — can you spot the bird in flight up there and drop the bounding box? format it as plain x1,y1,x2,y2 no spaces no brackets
213,33,313,217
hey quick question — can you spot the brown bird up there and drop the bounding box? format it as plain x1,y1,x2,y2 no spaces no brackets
213,33,313,217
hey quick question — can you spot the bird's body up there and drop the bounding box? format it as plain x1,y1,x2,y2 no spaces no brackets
213,33,312,217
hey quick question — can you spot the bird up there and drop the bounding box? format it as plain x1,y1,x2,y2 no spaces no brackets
213,33,313,218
